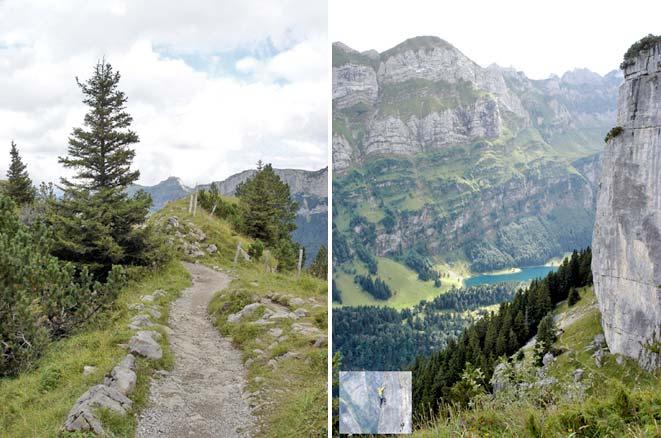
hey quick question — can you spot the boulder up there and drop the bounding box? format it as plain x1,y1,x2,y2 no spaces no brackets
490,362,510,394
206,244,218,254
542,352,554,367
228,303,262,323
144,307,161,319
289,297,306,306
63,385,133,433
128,314,155,330
573,368,584,382
128,331,162,360
104,355,137,396
291,323,322,337
167,216,179,229
593,348,605,368
268,328,283,338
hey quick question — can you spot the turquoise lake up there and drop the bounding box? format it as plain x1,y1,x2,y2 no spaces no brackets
464,265,558,287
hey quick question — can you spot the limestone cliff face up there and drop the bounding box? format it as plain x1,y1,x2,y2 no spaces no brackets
592,38,661,369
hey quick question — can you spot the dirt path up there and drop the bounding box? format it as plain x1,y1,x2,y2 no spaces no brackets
137,262,255,437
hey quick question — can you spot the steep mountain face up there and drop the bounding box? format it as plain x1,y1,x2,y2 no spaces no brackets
592,37,661,370
333,36,619,271
130,168,328,265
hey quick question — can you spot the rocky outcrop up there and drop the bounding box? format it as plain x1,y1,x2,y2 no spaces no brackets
212,167,328,198
592,36,661,370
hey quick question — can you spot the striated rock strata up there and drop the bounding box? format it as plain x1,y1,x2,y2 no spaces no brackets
592,36,661,369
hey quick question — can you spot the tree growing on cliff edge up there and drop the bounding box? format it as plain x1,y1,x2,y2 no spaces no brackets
5,141,34,205
50,60,158,277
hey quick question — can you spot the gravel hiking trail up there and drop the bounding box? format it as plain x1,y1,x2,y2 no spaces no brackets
137,262,255,437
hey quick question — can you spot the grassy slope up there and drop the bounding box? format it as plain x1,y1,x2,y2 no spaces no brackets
154,199,328,437
413,287,661,437
0,261,191,438
334,257,463,309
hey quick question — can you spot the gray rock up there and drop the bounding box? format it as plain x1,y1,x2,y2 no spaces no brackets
294,308,309,318
268,328,283,338
128,303,145,311
227,302,262,323
64,385,132,433
573,368,584,382
144,307,162,319
313,336,327,348
592,334,606,350
592,39,661,370
490,362,510,394
104,364,137,396
82,366,97,376
289,297,306,306
141,294,155,303
542,352,554,367
535,377,558,387
616,355,624,365
206,244,218,254
291,323,322,337
128,314,155,330
119,353,136,370
153,289,167,298
129,330,162,360
267,359,278,368
167,216,179,229
593,348,605,368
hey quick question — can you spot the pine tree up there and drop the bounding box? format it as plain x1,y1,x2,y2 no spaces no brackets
567,287,581,306
534,313,556,364
50,60,154,276
235,162,298,246
5,141,34,205
309,245,328,279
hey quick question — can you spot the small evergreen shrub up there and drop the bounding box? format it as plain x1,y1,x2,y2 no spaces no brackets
604,126,623,143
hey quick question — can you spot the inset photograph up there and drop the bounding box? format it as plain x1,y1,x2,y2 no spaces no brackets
0,1,328,437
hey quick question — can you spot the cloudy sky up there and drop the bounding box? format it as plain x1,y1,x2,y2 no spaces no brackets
331,0,661,79
0,0,328,186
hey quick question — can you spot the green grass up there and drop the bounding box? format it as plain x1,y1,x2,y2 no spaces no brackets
158,199,328,437
0,260,191,438
334,256,463,309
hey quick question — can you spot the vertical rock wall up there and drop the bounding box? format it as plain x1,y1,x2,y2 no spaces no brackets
592,38,661,369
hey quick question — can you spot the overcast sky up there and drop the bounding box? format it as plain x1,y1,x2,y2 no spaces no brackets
331,0,661,79
0,0,328,186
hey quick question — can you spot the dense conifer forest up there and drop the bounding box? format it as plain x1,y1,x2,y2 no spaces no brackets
333,283,517,370
411,248,593,420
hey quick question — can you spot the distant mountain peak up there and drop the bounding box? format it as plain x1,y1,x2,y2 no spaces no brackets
381,35,455,58
561,68,603,85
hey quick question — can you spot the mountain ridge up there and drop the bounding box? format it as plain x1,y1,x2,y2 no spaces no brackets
332,36,618,276
129,167,328,264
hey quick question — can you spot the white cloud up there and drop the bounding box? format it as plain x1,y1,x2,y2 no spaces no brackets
331,0,661,79
0,0,328,186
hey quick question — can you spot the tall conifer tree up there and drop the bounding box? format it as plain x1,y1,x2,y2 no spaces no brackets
5,141,34,205
51,60,152,276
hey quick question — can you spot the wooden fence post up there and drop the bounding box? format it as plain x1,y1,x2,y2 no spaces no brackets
234,242,241,265
297,248,303,278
